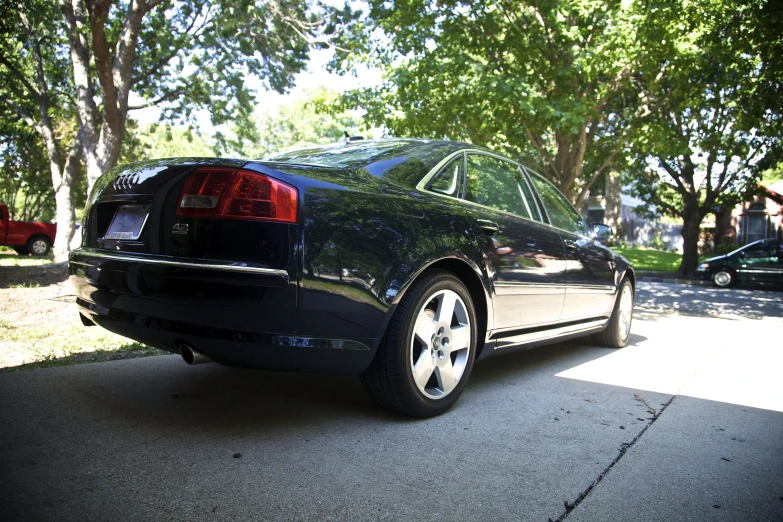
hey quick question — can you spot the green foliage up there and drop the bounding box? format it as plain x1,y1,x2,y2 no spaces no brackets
232,86,365,158
0,0,78,224
333,0,664,202
760,162,783,186
624,0,782,276
714,239,739,257
124,0,359,153
0,120,54,222
122,123,215,162
612,247,684,273
1,0,360,256
612,247,708,273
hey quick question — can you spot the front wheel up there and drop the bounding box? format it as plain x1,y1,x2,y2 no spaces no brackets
711,269,735,288
360,270,477,417
593,278,634,348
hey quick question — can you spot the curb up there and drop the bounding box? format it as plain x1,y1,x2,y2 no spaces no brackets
635,272,710,286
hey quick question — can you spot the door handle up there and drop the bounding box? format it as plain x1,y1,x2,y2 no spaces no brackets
476,219,499,235
564,239,577,250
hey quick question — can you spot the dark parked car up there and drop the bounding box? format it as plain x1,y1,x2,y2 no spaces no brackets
69,139,635,417
697,238,783,287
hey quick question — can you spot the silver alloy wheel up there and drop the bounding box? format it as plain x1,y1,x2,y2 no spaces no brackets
30,239,48,255
410,289,471,399
618,284,633,340
713,270,732,287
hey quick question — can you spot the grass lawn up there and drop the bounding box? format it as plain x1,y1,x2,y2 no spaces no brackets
611,247,694,272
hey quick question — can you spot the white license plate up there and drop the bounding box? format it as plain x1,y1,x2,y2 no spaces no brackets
105,205,149,240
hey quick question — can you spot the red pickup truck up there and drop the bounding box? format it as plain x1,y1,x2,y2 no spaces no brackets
0,203,57,256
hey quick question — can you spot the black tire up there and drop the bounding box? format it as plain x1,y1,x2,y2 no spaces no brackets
360,269,478,417
26,235,52,256
711,268,735,288
593,278,634,348
13,247,28,255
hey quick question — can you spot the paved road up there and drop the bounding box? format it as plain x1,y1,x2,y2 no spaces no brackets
1,282,781,521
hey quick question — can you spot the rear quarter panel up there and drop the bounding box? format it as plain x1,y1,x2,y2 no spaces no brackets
278,171,486,346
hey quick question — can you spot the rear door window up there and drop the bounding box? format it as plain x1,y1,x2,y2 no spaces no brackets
464,154,542,221
528,173,588,236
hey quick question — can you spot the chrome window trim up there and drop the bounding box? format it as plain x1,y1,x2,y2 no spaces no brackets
417,148,555,227
463,151,547,223
525,169,591,238
421,151,466,199
416,150,466,192
417,148,596,240
520,167,553,225
69,248,289,279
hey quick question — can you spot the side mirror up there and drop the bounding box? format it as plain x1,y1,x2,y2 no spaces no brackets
590,223,613,240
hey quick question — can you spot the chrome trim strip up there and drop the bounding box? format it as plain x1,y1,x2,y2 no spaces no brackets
565,284,616,294
494,319,608,347
69,248,289,278
494,282,567,295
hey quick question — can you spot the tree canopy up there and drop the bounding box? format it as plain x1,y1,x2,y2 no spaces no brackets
626,0,782,276
231,86,365,158
1,0,356,257
333,0,668,206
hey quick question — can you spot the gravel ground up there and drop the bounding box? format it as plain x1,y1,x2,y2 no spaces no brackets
0,253,163,370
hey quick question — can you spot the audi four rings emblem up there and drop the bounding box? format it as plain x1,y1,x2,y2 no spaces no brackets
113,173,140,191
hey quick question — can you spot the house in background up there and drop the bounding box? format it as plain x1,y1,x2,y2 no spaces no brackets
582,174,783,252
581,171,684,252
714,181,783,246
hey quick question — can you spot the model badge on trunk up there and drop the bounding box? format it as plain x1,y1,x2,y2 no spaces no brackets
172,223,189,235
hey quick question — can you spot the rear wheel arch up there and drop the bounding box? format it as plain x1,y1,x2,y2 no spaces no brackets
390,257,491,360
622,267,636,292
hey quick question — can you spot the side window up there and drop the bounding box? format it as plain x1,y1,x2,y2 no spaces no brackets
529,173,588,235
465,154,541,221
427,156,463,198
743,243,775,259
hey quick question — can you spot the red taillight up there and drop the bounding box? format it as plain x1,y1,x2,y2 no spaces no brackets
176,168,297,223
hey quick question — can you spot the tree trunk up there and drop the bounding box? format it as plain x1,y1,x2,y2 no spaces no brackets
51,135,82,261
52,180,75,261
604,169,622,233
677,210,703,278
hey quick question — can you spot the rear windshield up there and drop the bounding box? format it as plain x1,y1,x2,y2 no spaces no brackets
263,141,414,169
263,139,469,188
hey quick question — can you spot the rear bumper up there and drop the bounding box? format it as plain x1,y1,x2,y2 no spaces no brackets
69,248,377,375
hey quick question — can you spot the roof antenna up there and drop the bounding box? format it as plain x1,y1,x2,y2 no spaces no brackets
344,131,365,143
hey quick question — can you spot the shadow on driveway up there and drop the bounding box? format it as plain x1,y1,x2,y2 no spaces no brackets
635,281,783,320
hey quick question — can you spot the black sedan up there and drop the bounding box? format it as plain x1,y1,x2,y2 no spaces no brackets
69,139,635,417
696,238,783,287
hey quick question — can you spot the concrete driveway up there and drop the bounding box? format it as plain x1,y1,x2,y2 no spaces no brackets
1,282,781,521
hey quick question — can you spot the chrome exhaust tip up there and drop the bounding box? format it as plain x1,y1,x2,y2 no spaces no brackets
179,343,212,365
